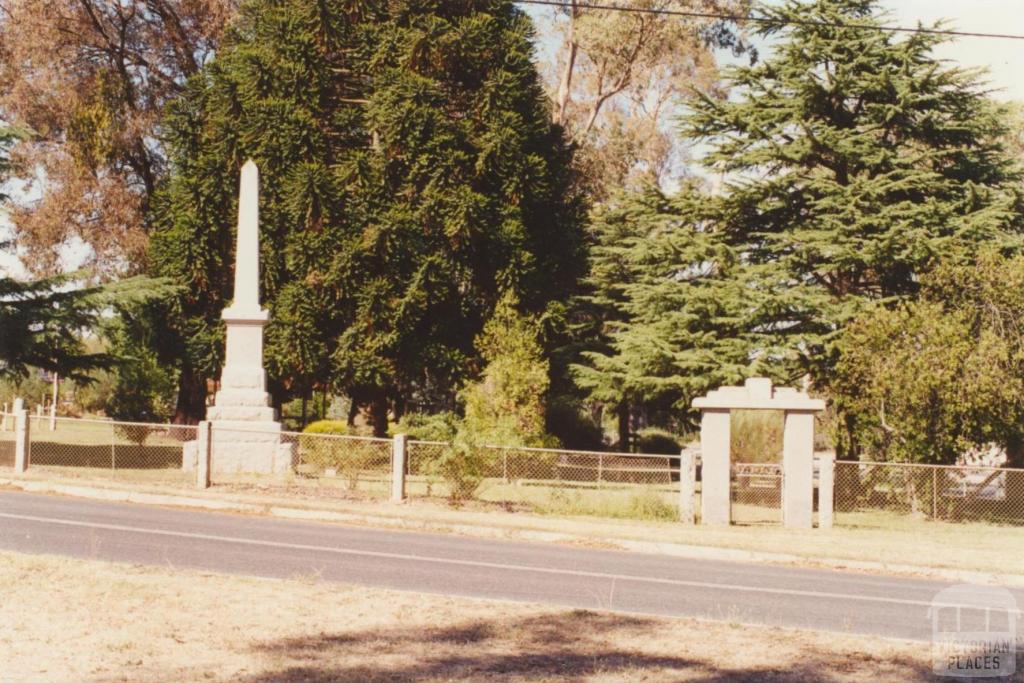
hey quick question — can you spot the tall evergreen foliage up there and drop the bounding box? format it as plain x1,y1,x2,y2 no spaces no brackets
461,291,550,447
574,0,1024,430
0,126,116,381
152,0,584,429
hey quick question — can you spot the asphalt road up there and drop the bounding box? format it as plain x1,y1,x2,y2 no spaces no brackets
0,490,1019,642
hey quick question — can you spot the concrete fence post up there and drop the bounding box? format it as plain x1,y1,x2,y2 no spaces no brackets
679,448,697,524
818,451,835,530
14,399,29,474
700,409,732,525
391,434,407,502
782,410,816,529
197,421,212,489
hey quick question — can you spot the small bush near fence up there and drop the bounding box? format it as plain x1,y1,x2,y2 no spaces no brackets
296,425,390,490
429,434,493,504
405,439,681,517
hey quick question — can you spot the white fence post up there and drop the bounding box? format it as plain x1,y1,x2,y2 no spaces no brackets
49,373,58,431
391,434,407,502
14,398,28,473
197,421,212,489
818,452,835,529
679,448,697,524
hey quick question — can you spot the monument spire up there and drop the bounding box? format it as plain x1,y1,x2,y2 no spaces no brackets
228,159,263,315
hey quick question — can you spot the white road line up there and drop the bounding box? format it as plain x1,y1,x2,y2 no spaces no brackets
0,510,979,611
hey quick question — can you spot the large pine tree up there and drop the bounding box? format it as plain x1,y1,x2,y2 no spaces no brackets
151,0,584,430
575,0,1024,426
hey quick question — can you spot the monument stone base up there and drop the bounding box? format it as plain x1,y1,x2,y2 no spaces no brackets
181,421,295,474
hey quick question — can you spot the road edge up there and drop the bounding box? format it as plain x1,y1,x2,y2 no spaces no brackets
2,475,1022,588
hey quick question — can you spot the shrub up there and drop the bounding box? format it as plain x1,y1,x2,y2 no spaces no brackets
832,252,1024,467
731,410,783,463
461,291,551,447
429,429,497,505
635,428,681,455
545,397,604,451
302,420,349,436
389,412,458,442
299,420,383,489
114,422,152,447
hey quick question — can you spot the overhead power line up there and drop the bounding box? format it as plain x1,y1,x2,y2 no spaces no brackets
515,0,1024,41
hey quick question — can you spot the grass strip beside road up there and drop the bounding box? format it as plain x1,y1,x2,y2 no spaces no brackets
0,551,935,682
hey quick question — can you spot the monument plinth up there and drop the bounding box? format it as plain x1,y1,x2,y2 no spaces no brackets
204,160,292,473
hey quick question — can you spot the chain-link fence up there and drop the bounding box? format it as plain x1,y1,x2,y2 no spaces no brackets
407,440,680,520
835,460,1024,527
13,412,1024,529
206,424,393,498
731,462,782,525
289,429,391,496
0,412,15,469
406,440,448,497
24,417,195,485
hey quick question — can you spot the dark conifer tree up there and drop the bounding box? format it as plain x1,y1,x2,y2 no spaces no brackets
151,0,585,430
575,0,1024,429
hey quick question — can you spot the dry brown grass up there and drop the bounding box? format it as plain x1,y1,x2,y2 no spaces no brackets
0,551,938,682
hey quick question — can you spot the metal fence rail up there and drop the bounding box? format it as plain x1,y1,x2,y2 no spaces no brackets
288,429,392,496
835,460,1024,526
204,424,394,498
13,413,1024,528
407,440,680,518
732,462,782,525
22,417,196,485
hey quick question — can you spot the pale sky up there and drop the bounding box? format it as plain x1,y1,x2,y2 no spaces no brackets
527,1,1024,101
823,0,1024,101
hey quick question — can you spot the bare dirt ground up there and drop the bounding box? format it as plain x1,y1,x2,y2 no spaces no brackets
0,551,941,682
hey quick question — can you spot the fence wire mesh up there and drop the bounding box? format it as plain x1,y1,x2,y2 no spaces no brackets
731,462,783,525
290,430,391,496
20,413,1024,529
0,413,14,469
25,417,196,485
407,441,680,520
835,461,1024,526
207,424,392,498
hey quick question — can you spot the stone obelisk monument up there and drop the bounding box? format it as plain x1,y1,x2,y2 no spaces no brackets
205,160,291,473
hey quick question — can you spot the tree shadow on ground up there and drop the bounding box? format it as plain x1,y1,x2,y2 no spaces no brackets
241,609,939,682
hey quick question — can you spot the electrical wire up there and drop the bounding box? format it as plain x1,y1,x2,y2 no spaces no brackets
515,0,1024,41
